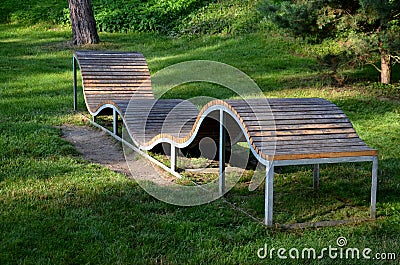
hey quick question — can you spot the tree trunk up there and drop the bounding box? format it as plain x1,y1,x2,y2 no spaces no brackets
381,49,391,84
68,0,100,46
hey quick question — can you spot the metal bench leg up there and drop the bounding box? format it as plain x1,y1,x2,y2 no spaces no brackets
265,163,274,226
73,56,78,111
313,164,320,191
113,109,118,136
370,156,378,218
171,144,177,172
219,110,226,196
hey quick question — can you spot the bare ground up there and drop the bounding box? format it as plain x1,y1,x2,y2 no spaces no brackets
59,124,176,185
60,124,131,175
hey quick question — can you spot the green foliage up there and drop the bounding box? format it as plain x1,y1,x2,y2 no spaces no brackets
0,20,399,265
259,0,324,40
0,0,67,25
177,0,263,35
92,0,263,35
260,0,400,84
0,1,399,263
92,0,213,33
0,0,263,35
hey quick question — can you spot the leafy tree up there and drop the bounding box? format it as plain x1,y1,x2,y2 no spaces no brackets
68,0,100,45
260,0,400,84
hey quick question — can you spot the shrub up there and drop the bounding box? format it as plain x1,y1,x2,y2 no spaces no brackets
177,0,263,35
1,0,67,25
2,0,264,36
92,0,214,33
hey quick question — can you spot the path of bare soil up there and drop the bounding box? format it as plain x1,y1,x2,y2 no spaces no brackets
60,124,131,175
59,124,176,185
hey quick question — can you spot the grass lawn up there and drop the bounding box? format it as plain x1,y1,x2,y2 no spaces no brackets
0,23,399,264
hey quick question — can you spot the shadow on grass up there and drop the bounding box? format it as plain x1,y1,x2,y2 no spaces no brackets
1,167,399,264
227,162,380,224
0,169,271,264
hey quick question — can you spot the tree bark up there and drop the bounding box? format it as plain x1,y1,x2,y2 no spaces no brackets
68,0,100,46
381,49,391,84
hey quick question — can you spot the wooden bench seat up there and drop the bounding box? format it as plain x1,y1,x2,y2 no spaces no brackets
73,50,153,114
73,50,378,226
226,98,378,161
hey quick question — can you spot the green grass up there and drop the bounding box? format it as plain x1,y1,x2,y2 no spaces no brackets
0,22,400,264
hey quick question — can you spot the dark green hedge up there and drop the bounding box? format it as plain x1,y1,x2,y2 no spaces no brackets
1,0,262,35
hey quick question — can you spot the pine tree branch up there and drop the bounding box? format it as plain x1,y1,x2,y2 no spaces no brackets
367,62,382,73
391,55,400,65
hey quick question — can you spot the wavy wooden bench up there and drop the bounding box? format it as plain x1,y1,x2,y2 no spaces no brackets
73,50,378,226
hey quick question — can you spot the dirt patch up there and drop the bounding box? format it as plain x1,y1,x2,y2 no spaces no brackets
60,124,131,175
59,124,176,185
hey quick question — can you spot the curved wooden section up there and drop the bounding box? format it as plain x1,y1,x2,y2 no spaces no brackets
73,50,153,114
123,98,377,161
74,50,377,164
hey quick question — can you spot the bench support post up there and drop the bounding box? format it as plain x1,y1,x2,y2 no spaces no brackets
265,163,274,226
73,56,78,111
313,164,320,191
219,110,226,196
171,144,177,172
113,109,118,136
370,156,378,218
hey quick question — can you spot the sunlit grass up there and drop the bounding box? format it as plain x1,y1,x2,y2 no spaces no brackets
0,22,399,264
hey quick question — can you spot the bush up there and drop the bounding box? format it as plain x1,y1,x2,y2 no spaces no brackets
1,0,264,35
92,0,214,33
176,0,263,35
2,0,67,25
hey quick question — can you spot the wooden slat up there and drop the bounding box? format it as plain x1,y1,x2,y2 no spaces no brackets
261,142,372,151
83,83,152,87
79,65,148,70
266,138,365,146
239,110,345,118
246,123,354,131
272,150,378,161
79,62,148,67
83,84,152,89
252,133,360,142
81,71,149,75
74,50,154,114
249,128,356,137
244,118,350,127
233,105,340,111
